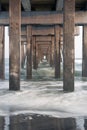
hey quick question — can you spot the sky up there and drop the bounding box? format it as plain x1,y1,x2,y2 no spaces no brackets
75,26,82,59
5,26,82,59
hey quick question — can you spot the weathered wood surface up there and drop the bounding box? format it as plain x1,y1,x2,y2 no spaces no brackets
0,11,87,25
63,0,75,92
9,0,21,90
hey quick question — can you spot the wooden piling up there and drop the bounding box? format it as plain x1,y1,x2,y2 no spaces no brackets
32,36,37,69
26,25,32,79
9,0,21,90
82,25,87,77
0,26,5,79
54,25,60,78
63,0,75,92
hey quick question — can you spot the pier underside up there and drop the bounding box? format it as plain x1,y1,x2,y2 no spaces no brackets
0,0,87,92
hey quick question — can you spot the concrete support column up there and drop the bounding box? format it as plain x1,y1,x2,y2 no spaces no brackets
0,26,5,79
9,0,21,90
26,25,32,79
82,25,87,77
54,25,60,78
63,0,75,92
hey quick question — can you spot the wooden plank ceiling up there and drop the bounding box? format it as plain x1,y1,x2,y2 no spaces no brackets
0,0,87,11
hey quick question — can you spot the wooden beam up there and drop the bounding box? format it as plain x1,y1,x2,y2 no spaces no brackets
21,27,54,36
32,26,54,36
0,11,87,25
36,36,52,42
21,26,79,38
36,42,51,45
21,0,31,11
56,0,63,11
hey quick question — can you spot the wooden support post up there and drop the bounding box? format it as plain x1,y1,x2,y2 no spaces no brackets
82,25,87,77
54,25,60,78
49,44,53,67
26,25,32,79
63,0,75,92
51,36,55,67
38,49,40,64
9,0,21,90
21,42,25,68
36,43,38,69
0,26,5,79
32,36,37,69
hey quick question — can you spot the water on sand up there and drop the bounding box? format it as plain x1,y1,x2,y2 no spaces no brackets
0,58,87,130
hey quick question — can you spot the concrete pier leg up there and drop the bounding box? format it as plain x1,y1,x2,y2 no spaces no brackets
9,0,21,90
54,25,60,78
63,0,75,92
82,25,87,77
26,25,32,79
0,26,5,79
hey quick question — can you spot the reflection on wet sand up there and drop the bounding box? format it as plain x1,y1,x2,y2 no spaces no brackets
1,114,87,130
0,117,4,130
84,119,87,130
5,114,77,130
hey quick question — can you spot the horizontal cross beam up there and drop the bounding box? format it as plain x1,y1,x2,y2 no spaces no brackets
0,11,87,25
